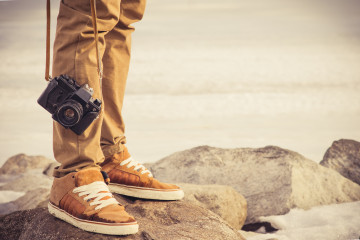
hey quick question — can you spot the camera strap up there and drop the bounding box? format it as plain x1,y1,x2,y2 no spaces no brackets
45,0,50,81
45,0,103,83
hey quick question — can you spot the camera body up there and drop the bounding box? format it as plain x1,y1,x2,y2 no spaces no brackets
38,74,102,135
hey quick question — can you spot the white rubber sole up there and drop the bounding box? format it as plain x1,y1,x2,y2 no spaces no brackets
109,183,184,200
48,202,138,235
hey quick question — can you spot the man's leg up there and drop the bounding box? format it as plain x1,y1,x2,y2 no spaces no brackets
49,0,138,235
52,0,123,177
100,0,146,157
99,0,184,201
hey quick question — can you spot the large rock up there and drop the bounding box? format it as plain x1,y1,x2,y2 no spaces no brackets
0,171,52,192
0,154,54,175
42,162,59,177
146,145,360,224
320,139,360,185
0,164,248,228
0,195,245,240
0,188,50,215
0,167,53,214
179,183,247,230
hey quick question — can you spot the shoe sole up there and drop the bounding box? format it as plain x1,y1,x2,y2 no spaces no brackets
109,183,184,200
48,202,138,235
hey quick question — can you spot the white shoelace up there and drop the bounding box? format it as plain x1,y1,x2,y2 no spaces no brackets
120,157,153,177
73,181,118,210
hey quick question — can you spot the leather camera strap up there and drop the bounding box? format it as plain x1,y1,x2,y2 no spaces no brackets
45,0,102,82
45,0,50,81
90,0,103,83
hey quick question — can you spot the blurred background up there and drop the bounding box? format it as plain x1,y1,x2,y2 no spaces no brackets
0,0,359,165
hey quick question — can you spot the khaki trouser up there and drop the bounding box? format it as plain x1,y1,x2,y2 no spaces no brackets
52,0,146,177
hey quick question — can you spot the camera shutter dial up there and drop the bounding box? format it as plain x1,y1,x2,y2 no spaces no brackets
56,100,84,127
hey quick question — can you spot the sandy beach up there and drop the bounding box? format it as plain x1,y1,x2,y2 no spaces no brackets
0,0,360,165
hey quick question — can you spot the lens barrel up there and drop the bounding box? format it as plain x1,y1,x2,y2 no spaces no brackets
56,100,83,127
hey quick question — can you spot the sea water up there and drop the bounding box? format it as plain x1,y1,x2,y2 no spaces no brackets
0,0,359,166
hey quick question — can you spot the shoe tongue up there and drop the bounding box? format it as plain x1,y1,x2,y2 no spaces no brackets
75,168,104,187
113,146,131,163
122,146,131,160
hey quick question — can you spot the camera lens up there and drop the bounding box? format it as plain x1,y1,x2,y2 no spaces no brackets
56,100,83,127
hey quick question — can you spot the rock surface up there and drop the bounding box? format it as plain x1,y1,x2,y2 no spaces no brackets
320,139,360,185
147,145,360,223
0,154,54,175
0,195,245,240
0,188,50,215
0,162,248,230
0,171,52,192
0,154,54,215
42,162,60,177
238,230,260,239
179,183,247,230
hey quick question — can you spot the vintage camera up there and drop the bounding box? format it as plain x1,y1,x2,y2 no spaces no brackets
38,74,102,135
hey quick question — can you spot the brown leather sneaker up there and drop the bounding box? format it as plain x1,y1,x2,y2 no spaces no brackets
48,168,138,235
101,147,184,200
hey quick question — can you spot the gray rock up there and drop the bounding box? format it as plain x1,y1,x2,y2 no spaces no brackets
0,169,53,214
0,161,248,228
147,145,360,224
0,154,54,175
179,183,247,230
42,162,59,177
238,230,260,239
238,230,279,240
0,188,50,215
0,172,52,192
0,195,245,240
320,139,360,185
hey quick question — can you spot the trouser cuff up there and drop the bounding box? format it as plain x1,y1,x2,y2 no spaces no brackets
101,136,127,158
52,163,101,178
